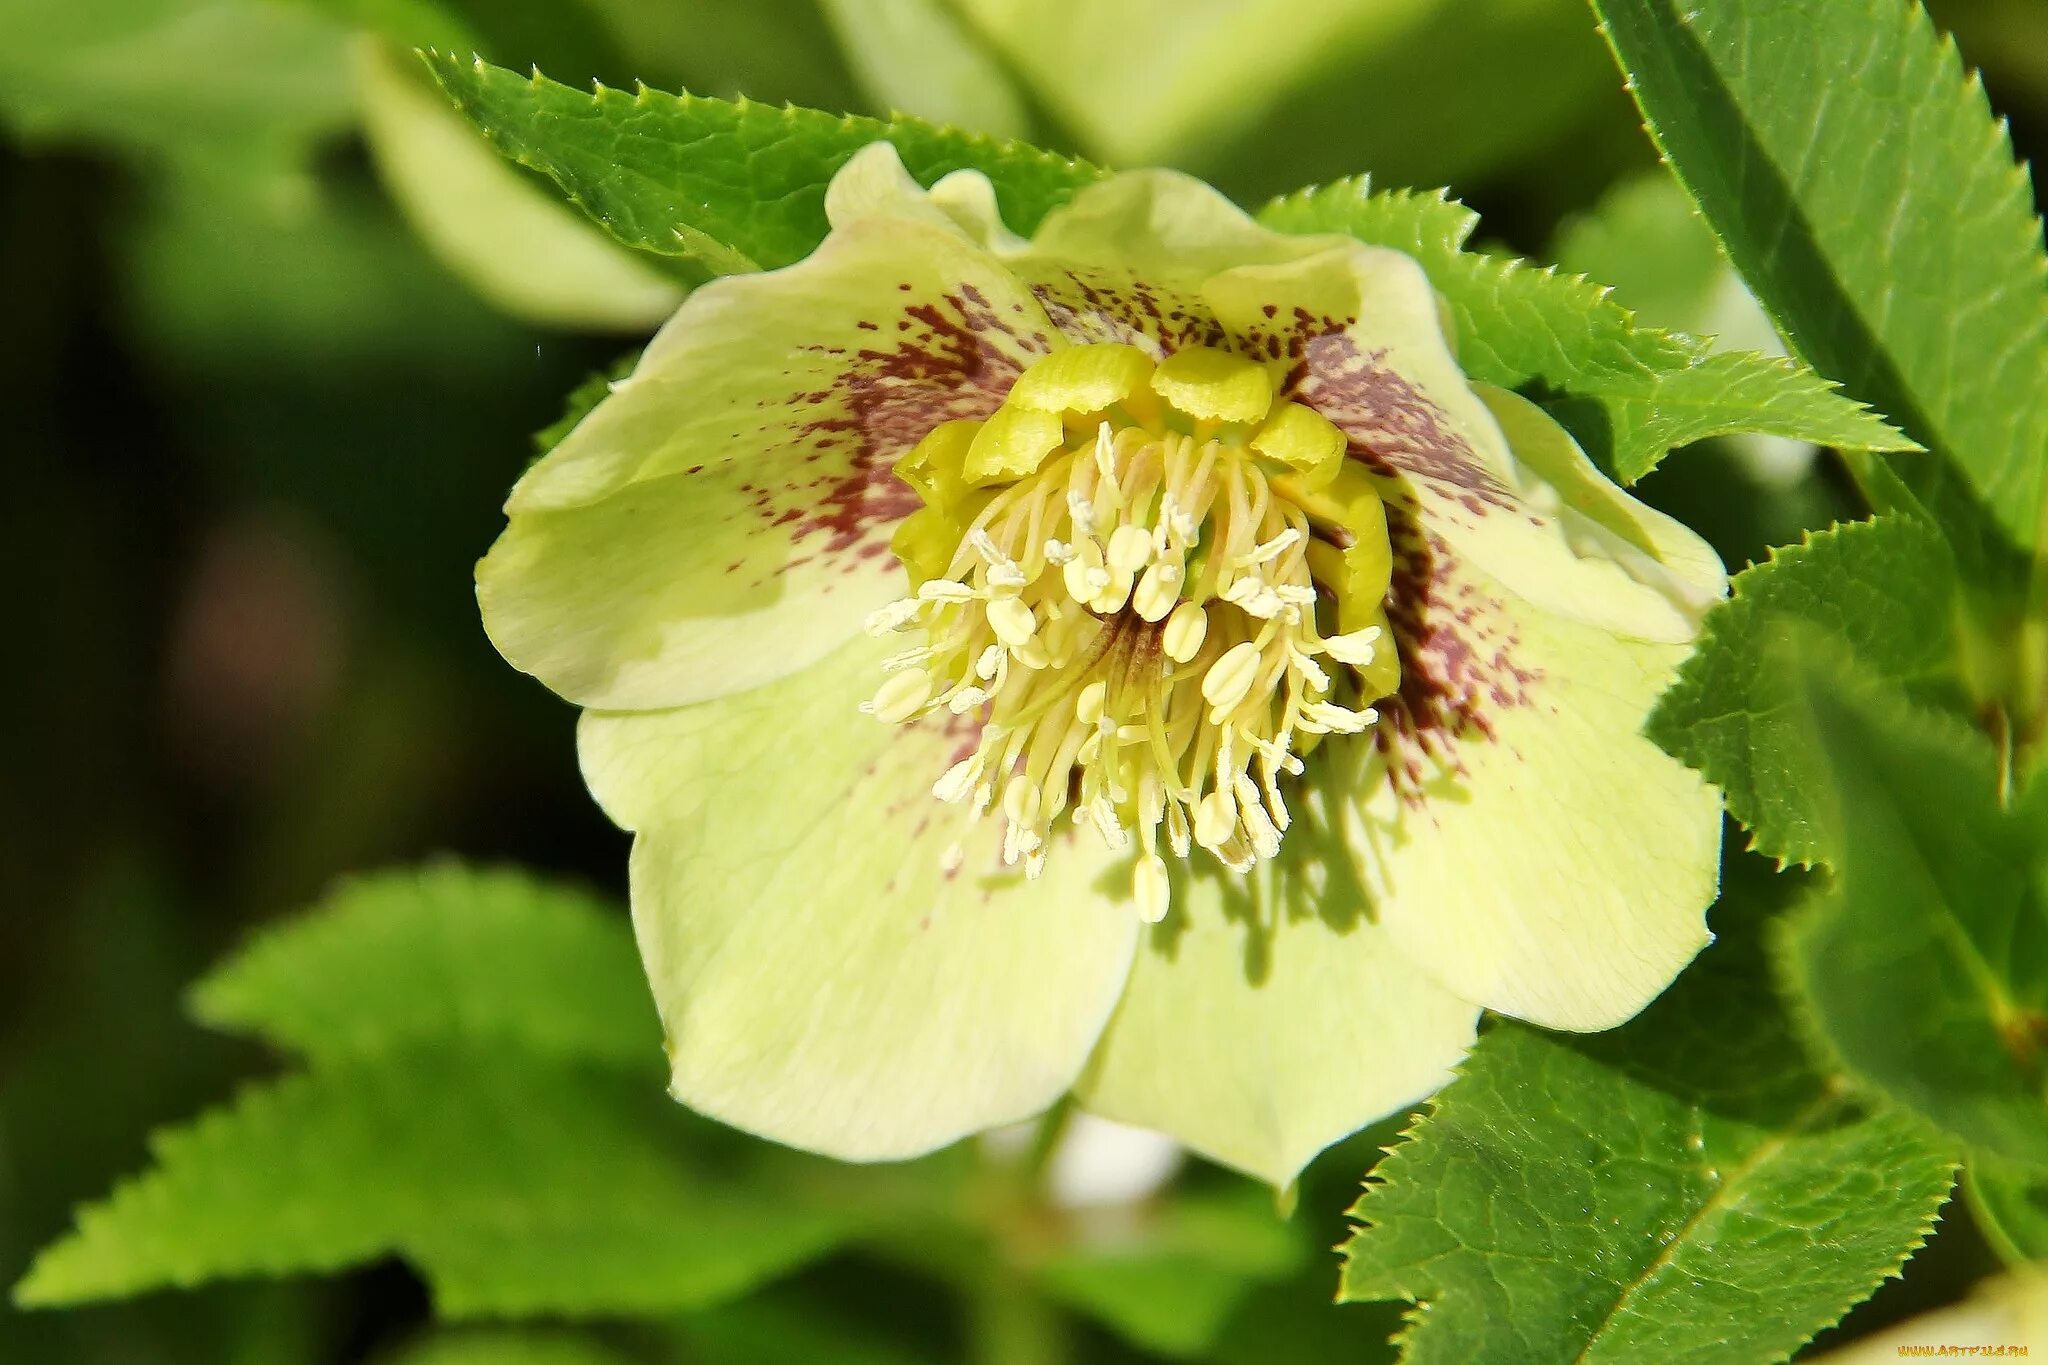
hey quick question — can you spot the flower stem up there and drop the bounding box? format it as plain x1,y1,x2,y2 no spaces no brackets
970,1271,1067,1365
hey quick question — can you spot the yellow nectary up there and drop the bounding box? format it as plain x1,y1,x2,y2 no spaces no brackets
862,341,1401,922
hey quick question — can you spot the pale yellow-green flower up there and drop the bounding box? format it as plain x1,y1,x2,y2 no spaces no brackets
478,144,1726,1188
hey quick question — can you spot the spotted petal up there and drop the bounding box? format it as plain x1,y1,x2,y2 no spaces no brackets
479,146,1060,711
1074,805,1479,1189
1345,528,1721,1031
579,631,1140,1160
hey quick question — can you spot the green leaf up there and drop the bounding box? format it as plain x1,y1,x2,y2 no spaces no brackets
1588,0,2048,556
13,1050,848,1316
1258,179,1910,480
817,0,1029,140
422,53,1101,276
1031,1183,1306,1359
190,863,653,1067
1645,516,1961,867
385,1329,639,1365
0,0,352,164
1774,664,2048,1169
1337,864,1956,1364
1968,1157,2048,1266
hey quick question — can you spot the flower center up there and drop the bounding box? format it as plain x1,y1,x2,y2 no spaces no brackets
863,342,1401,922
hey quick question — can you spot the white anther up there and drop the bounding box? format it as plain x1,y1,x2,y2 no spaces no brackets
1238,527,1302,567
986,562,1029,591
1302,700,1376,734
881,645,933,672
918,579,977,602
1132,560,1184,622
1273,584,1319,606
1075,680,1107,726
987,596,1037,648
1133,854,1170,924
864,599,922,635
1321,624,1383,667
975,644,1005,680
948,686,989,714
1107,524,1153,574
1043,538,1077,565
969,528,1009,566
1067,491,1098,537
866,668,932,723
1164,801,1192,857
934,756,982,803
1162,602,1209,663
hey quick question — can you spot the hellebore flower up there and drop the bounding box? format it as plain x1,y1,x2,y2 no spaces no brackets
478,144,1726,1187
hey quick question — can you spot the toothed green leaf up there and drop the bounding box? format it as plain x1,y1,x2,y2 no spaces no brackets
189,863,652,1066
1589,0,2048,558
1645,516,1961,868
13,1050,849,1316
1258,180,1910,481
1774,663,2048,1169
1337,865,1955,1364
422,53,1101,276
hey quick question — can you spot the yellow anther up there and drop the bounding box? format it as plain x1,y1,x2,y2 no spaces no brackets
1150,345,1275,424
1002,774,1042,825
1132,560,1183,622
1193,790,1237,848
965,405,1064,484
987,596,1037,647
1075,680,1107,725
1162,601,1209,662
1107,523,1153,574
1133,854,1170,924
1201,640,1263,712
1062,537,1107,603
1008,343,1155,414
1251,402,1348,490
868,668,932,723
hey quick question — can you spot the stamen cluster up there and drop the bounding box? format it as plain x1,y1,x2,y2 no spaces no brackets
863,343,1399,922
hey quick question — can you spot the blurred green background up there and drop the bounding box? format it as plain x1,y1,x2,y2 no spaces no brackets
4,1,2044,1360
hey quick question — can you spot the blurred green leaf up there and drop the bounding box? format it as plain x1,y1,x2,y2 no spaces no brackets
0,0,352,164
818,0,1028,139
1553,172,1729,333
1645,516,1961,868
357,40,686,331
1967,1158,2048,1265
1258,180,1910,480
1030,1183,1305,1358
190,863,651,1066
14,1049,849,1316
383,1329,639,1365
951,0,1620,200
423,54,1101,275
1775,663,2048,1169
1589,0,2048,560
1338,866,1955,1364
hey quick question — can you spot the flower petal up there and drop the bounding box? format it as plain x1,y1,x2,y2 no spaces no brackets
580,632,1140,1161
1008,169,1335,351
1204,241,1521,492
479,153,1059,710
1346,533,1722,1032
1074,803,1479,1189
